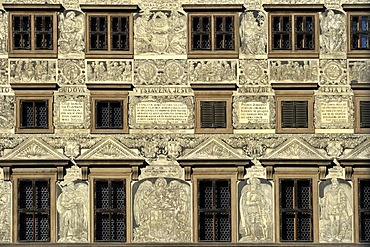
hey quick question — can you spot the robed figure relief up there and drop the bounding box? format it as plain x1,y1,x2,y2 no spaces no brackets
57,181,89,242
239,177,273,242
133,178,191,242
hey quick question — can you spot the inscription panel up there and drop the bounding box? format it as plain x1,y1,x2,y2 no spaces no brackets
320,102,348,124
239,102,270,124
60,101,84,124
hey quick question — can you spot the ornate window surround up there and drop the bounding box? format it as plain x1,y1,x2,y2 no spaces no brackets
3,4,61,58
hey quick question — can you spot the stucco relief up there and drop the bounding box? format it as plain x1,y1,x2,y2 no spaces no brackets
57,165,88,243
0,11,7,54
134,59,187,85
0,179,11,243
324,0,342,9
240,11,267,56
59,11,84,56
239,60,268,85
58,59,85,85
0,59,8,85
189,60,237,83
270,60,319,83
10,59,56,83
140,155,184,180
320,59,347,85
133,178,191,242
239,177,273,242
233,95,275,129
87,60,132,83
244,0,262,10
54,93,90,129
349,60,370,83
319,178,353,243
320,10,346,57
135,10,186,55
129,95,194,129
314,95,354,129
0,95,14,129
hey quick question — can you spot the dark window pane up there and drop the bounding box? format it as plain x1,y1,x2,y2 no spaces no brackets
89,16,107,50
200,101,227,128
281,101,308,128
351,15,370,50
96,100,123,129
111,16,129,51
12,15,31,50
360,101,370,128
34,15,53,50
192,16,211,50
360,180,370,242
214,16,234,50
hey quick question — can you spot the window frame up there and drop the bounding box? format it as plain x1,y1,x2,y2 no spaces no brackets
12,172,57,243
346,11,370,58
192,169,237,243
89,169,131,243
5,5,59,58
354,90,370,134
84,11,134,58
15,90,53,134
268,12,319,58
194,91,233,134
90,91,128,134
275,91,314,134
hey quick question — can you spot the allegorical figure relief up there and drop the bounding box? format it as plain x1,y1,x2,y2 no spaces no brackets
133,178,191,242
240,11,266,55
57,181,88,243
239,177,273,242
320,10,346,54
0,181,11,242
59,11,84,55
319,178,352,243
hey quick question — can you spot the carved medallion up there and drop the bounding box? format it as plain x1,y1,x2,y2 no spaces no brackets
320,60,347,85
58,59,85,85
133,178,191,242
239,60,268,85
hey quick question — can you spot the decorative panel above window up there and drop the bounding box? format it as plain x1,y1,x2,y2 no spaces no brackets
3,4,61,58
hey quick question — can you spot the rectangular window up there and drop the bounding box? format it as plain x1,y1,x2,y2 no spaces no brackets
20,100,49,129
281,101,308,128
280,179,313,242
360,101,370,128
8,10,58,57
200,101,227,128
359,179,370,242
18,180,50,242
350,15,370,50
198,179,231,242
94,179,126,242
86,13,132,57
354,94,370,133
95,100,123,129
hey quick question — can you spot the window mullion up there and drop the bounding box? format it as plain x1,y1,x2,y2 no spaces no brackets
211,15,215,52
31,14,35,51
107,15,111,52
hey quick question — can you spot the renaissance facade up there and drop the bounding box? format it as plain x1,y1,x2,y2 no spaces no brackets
0,0,369,245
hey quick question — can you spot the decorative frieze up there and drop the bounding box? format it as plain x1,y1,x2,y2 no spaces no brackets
239,60,268,85
319,178,353,243
134,60,187,85
129,95,194,129
0,11,7,54
320,10,346,58
10,59,56,83
134,10,186,55
269,60,319,83
239,177,273,242
133,178,191,242
58,59,85,85
189,60,237,83
233,95,275,129
87,60,132,83
349,60,370,83
240,11,267,57
58,11,85,57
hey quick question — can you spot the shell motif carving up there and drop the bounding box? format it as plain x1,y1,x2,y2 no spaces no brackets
133,178,191,242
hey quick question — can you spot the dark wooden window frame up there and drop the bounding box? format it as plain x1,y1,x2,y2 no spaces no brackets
354,93,370,134
4,4,60,58
15,91,53,134
94,179,127,242
276,91,314,134
195,91,233,134
83,9,134,58
359,179,370,243
91,91,128,134
268,12,319,58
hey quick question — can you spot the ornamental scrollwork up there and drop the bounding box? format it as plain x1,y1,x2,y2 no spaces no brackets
0,180,11,243
0,11,8,54
270,60,319,83
87,60,132,83
239,60,268,85
240,11,267,56
0,95,14,129
320,10,346,57
10,59,56,83
0,59,8,85
58,11,85,56
133,178,191,242
134,10,186,55
58,59,85,85
189,60,237,83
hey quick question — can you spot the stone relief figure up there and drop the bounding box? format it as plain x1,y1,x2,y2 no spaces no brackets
239,177,273,242
189,60,236,82
135,10,186,55
320,10,346,54
87,60,132,82
57,173,88,243
10,60,56,83
133,178,191,242
270,60,318,83
59,11,84,55
0,181,11,242
319,178,352,243
0,11,8,53
240,11,266,55
349,60,370,83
